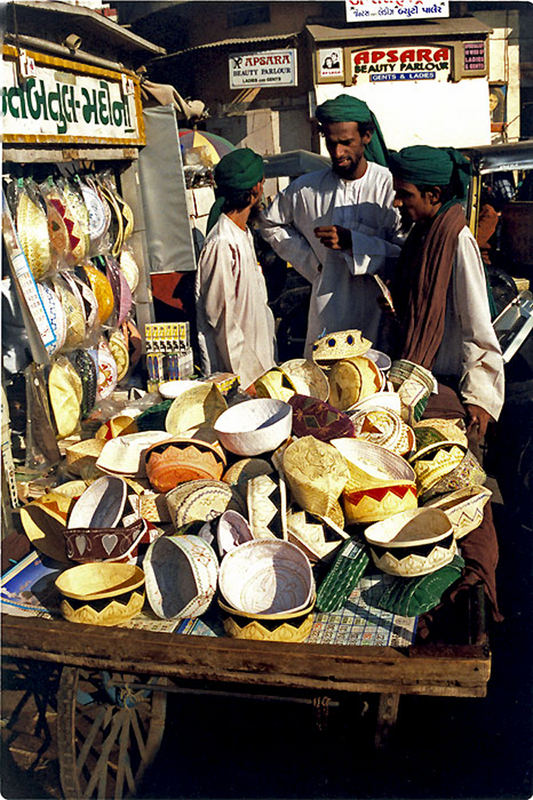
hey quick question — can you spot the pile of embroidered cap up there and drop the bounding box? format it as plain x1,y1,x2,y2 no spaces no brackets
20,329,492,639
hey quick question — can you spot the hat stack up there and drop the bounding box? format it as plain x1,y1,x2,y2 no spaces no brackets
282,436,350,529
310,330,383,412
331,438,417,525
389,360,437,425
217,539,316,642
16,293,492,636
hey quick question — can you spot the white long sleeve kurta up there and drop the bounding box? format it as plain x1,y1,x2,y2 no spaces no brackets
432,226,504,420
259,164,403,355
195,214,276,390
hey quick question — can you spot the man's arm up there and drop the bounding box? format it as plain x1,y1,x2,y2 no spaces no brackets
258,188,321,285
314,184,404,277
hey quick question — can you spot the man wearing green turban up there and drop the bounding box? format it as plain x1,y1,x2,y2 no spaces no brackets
388,144,504,436
314,94,389,166
196,148,276,389
387,145,505,626
258,93,403,356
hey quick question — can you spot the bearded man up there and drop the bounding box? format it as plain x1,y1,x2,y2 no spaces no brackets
258,94,404,356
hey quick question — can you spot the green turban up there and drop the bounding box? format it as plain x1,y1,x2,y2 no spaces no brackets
315,94,389,166
388,145,472,201
206,148,264,233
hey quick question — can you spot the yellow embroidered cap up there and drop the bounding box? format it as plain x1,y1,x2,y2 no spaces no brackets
312,329,371,363
16,188,51,280
165,382,227,437
20,491,74,563
48,356,83,438
328,356,383,411
52,278,86,349
279,358,330,402
108,329,130,382
254,368,296,402
83,264,114,324
282,436,350,529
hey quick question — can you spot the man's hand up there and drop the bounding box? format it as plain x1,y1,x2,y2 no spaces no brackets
314,225,352,251
464,403,492,442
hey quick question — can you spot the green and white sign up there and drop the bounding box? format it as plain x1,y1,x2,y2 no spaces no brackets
2,51,143,144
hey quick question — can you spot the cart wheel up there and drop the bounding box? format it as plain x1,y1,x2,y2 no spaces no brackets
57,666,167,800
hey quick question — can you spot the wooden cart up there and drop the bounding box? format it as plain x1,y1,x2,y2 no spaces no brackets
1,589,490,800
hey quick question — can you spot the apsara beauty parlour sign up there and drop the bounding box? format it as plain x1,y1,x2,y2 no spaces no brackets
229,49,297,89
351,46,450,83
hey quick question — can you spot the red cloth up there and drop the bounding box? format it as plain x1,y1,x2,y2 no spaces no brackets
448,500,503,622
422,384,503,625
394,203,467,369
151,273,185,310
423,382,465,420
476,203,499,266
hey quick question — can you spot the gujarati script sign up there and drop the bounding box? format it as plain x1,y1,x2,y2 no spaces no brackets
2,49,143,145
345,0,449,22
229,49,297,89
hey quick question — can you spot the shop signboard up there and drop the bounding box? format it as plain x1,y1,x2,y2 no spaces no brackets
317,48,345,82
345,0,449,22
350,45,451,83
452,40,488,80
1,45,145,145
229,49,297,88
463,40,486,72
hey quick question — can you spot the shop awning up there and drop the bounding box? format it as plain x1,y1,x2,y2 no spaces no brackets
151,31,300,62
306,17,492,44
8,0,166,55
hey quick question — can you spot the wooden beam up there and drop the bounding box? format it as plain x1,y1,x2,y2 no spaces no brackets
1,615,491,699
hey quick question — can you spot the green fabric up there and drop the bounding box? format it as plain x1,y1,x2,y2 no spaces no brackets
484,267,498,320
136,400,172,432
206,196,225,234
206,148,264,233
214,147,264,191
316,537,369,613
363,555,465,617
414,426,447,451
388,145,472,201
314,94,389,167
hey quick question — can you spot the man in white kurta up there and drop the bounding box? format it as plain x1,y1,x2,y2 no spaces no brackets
195,147,276,389
196,213,276,390
260,165,403,355
258,95,403,356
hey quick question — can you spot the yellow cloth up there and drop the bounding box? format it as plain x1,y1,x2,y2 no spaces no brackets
48,357,83,438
